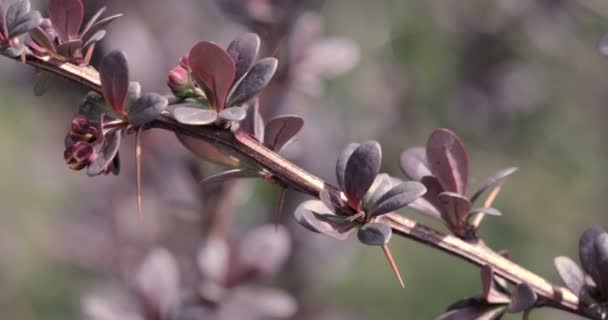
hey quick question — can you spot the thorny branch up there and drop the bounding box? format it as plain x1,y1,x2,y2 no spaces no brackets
11,52,596,319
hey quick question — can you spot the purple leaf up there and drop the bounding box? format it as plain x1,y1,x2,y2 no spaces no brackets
82,29,105,49
400,147,431,181
56,39,82,59
241,100,264,141
507,283,537,313
319,187,349,215
172,104,217,125
554,256,585,297
407,175,444,219
87,130,120,176
135,248,180,316
218,106,247,122
344,141,382,209
8,10,41,38
0,4,6,39
189,41,236,111
579,226,606,287
336,143,359,192
362,173,393,211
594,233,608,295
99,51,129,115
293,200,356,240
426,129,470,194
80,13,122,44
357,222,392,246
237,225,291,279
127,93,168,126
197,238,229,283
48,0,84,41
263,115,304,152
470,167,518,204
600,33,608,57
226,57,277,108
369,181,427,217
481,265,511,305
200,168,260,186
176,134,240,167
226,32,260,81
438,192,472,235
29,26,57,54
5,0,30,31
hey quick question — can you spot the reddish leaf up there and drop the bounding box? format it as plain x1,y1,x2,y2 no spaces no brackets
263,115,304,152
99,51,129,115
226,32,260,81
344,142,382,209
400,147,431,181
189,41,236,111
426,129,470,194
438,192,472,234
49,0,84,41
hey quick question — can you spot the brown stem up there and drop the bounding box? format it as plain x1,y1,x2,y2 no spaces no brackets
11,52,595,319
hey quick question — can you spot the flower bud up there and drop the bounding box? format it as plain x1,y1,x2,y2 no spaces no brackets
64,141,96,170
179,53,190,69
167,65,194,98
69,115,98,143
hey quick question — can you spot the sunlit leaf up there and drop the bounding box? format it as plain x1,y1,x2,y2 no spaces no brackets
369,181,427,217
344,141,381,209
400,147,432,181
481,265,511,305
226,57,277,108
99,51,129,115
293,200,355,240
362,173,393,212
241,100,264,141
408,175,443,219
554,256,585,296
218,106,247,122
48,0,84,41
469,207,502,217
29,26,56,54
426,128,470,194
226,32,260,81
172,104,217,125
189,41,236,110
263,115,304,152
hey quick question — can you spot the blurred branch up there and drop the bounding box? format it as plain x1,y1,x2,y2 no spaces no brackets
10,52,595,320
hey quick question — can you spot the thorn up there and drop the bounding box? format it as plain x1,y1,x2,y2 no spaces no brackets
85,43,95,65
275,187,286,230
135,127,143,220
382,244,404,288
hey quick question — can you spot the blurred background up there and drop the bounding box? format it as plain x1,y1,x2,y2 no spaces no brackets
1,0,608,319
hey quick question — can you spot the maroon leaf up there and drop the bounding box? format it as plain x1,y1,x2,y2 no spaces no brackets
579,226,605,287
481,265,511,305
226,32,260,81
438,192,472,234
227,57,277,108
99,51,129,115
470,167,518,204
554,256,585,296
263,115,304,152
344,141,382,209
189,41,236,111
48,0,84,41
80,13,122,44
400,147,432,181
336,143,359,192
241,101,265,141
369,181,427,217
293,200,356,240
0,4,5,39
507,283,536,313
358,223,392,246
407,175,443,219
87,130,121,176
426,129,470,194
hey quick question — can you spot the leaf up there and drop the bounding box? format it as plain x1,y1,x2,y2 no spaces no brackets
218,106,247,121
600,33,608,57
470,167,518,204
507,283,537,313
79,6,106,37
29,27,57,54
127,93,167,126
189,41,236,111
176,134,240,167
200,168,260,186
226,57,277,108
8,11,41,38
78,91,113,121
343,141,382,209
293,200,355,240
125,81,142,110
438,192,472,233
357,222,392,246
426,128,470,194
594,233,608,295
56,39,82,59
172,103,217,125
579,226,606,285
237,225,291,278
554,256,585,296
369,181,427,217
1,42,25,57
5,0,30,31
135,248,180,315
336,143,359,192
318,187,350,216
87,130,121,176
407,175,444,219
197,238,229,283
0,4,6,39
48,0,84,41
226,32,260,81
481,265,511,305
362,173,393,212
469,207,502,217
99,51,129,115
241,100,264,141
83,29,105,49
263,115,304,152
80,13,122,44
400,147,432,181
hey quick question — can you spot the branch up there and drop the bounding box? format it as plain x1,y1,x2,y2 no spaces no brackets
11,52,594,319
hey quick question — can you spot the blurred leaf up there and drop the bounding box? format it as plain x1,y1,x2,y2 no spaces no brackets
594,233,608,295
200,168,260,186
238,225,291,278
99,51,129,115
481,265,510,305
344,141,382,209
469,167,518,204
189,41,236,110
80,6,106,36
227,57,277,108
336,143,359,192
263,115,304,152
400,147,432,181
5,0,30,32
218,106,247,122
87,130,120,176
226,32,260,81
78,91,113,121
29,26,57,54
49,0,84,41
56,39,82,59
81,13,122,44
469,207,502,217
600,33,608,57
172,104,217,125
357,222,392,246
197,238,229,284
507,283,536,313
438,192,472,233
128,93,167,126
8,10,40,38
426,129,470,194
554,256,585,296
135,248,180,315
176,134,239,167
83,29,105,49
369,181,427,217
241,101,264,141
579,226,606,286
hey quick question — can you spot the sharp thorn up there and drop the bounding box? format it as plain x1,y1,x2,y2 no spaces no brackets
382,244,404,288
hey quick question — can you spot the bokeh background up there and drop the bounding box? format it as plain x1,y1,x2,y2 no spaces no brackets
1,0,607,319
